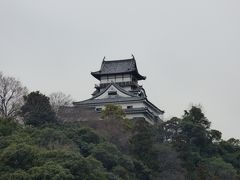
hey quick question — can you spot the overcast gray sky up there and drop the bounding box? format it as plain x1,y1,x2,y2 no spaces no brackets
1,0,239,139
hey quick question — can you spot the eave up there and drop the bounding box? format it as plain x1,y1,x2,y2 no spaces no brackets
91,71,146,81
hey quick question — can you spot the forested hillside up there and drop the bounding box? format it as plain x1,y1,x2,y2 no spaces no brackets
0,73,239,179
0,104,240,179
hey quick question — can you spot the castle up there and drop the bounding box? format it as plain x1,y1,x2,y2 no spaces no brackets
59,56,164,124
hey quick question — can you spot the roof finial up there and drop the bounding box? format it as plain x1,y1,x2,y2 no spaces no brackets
131,54,135,60
103,56,106,61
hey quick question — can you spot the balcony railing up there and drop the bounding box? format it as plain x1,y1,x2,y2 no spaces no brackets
99,81,139,89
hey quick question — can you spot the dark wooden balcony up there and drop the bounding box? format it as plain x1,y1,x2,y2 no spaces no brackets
96,81,138,89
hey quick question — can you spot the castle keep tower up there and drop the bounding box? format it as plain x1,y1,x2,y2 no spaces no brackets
73,56,164,124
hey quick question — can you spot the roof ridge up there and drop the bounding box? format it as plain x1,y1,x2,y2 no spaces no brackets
103,58,134,62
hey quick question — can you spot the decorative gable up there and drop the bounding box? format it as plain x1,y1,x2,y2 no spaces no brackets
95,84,131,99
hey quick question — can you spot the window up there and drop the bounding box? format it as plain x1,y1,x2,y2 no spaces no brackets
95,108,102,112
108,91,117,96
127,106,133,109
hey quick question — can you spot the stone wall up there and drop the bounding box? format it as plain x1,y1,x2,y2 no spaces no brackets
57,106,102,122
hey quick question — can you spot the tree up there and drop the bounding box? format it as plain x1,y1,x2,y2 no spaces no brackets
0,72,28,118
197,157,237,179
0,143,38,170
21,91,56,126
0,117,19,136
160,106,240,179
32,128,72,150
150,144,186,180
130,119,186,179
101,104,126,120
49,92,73,113
130,119,156,161
91,142,121,170
84,104,132,153
28,162,74,180
0,170,31,180
165,106,213,151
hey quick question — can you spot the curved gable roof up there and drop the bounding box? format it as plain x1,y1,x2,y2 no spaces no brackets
73,82,138,105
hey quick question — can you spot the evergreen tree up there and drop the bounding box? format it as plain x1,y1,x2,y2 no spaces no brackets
21,91,56,126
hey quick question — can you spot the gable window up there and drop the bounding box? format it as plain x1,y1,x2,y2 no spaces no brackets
108,91,117,96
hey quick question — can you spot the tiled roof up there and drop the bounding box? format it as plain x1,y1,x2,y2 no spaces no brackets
73,96,145,106
100,59,136,74
73,82,164,114
91,57,146,80
73,96,164,114
73,82,146,105
91,83,139,99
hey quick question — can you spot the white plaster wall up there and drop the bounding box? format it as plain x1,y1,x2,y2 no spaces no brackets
95,101,148,110
101,79,108,83
123,102,161,121
94,106,153,124
94,103,156,124
122,86,132,91
120,102,146,109
94,97,161,118
115,77,123,83
123,101,162,118
94,102,145,110
100,74,132,83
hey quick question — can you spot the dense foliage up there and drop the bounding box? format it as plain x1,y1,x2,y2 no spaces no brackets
0,101,239,179
160,107,240,179
21,91,56,126
0,118,149,180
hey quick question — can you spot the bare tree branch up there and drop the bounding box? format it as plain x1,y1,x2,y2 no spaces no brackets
49,92,73,113
0,72,28,118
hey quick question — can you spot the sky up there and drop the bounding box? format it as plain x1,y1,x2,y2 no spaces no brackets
0,0,239,139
